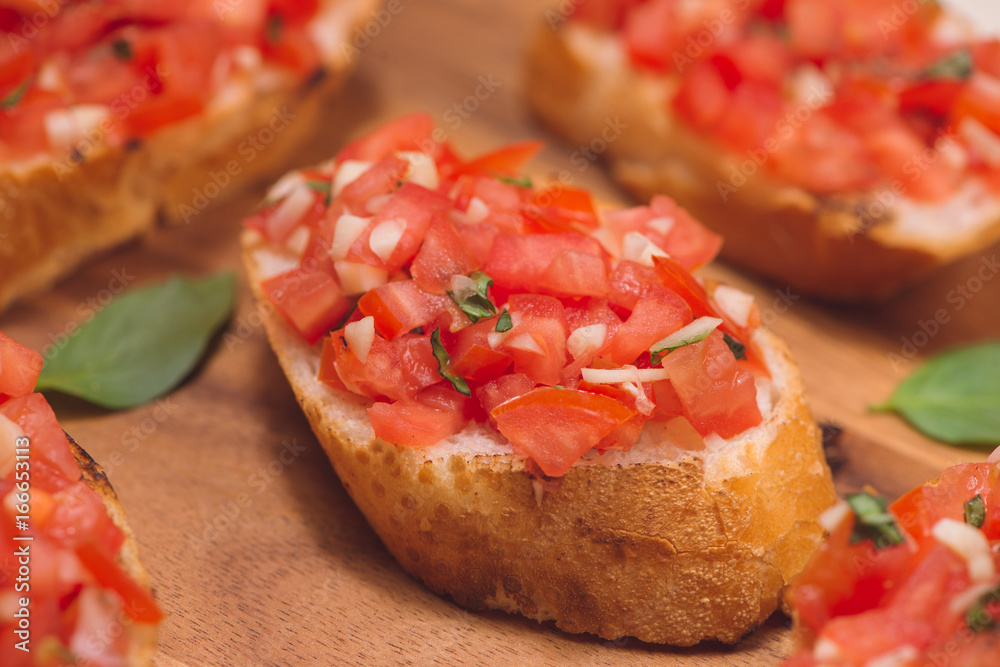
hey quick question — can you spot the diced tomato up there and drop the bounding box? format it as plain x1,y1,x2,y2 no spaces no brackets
335,154,410,215
899,80,965,118
953,72,1000,136
44,482,125,554
269,0,320,23
449,318,513,383
475,373,536,418
74,539,164,623
499,295,568,386
338,113,436,164
537,249,609,298
524,186,599,233
649,196,722,270
622,0,677,72
578,381,652,453
357,280,451,339
713,82,783,154
482,232,607,295
657,330,761,438
410,215,480,294
607,260,665,311
890,463,997,543
0,393,80,490
0,332,43,399
455,221,501,266
605,290,692,365
492,387,637,476
450,175,531,233
262,266,349,344
651,379,685,420
348,184,451,272
262,21,320,73
369,386,471,448
325,332,438,401
674,60,731,131
459,140,544,178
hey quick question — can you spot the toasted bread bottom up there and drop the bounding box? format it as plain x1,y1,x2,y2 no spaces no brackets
242,232,836,645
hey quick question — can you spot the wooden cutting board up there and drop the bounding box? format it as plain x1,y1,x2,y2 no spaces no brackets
3,1,999,664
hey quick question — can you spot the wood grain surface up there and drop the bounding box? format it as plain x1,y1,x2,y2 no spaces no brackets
2,0,999,665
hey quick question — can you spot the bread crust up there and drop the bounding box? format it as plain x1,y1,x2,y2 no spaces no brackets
69,435,158,666
0,0,377,313
525,25,1000,302
242,231,836,646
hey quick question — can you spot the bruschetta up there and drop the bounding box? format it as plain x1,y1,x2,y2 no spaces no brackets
784,453,1000,666
0,0,376,312
240,114,836,645
0,331,161,666
526,0,1000,301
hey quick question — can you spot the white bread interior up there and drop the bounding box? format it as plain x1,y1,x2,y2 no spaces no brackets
525,25,1000,301
0,0,377,313
241,228,836,646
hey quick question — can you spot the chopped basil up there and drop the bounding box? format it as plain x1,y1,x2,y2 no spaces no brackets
495,310,512,333
430,328,470,397
448,271,496,323
267,15,283,43
497,174,533,188
965,494,986,529
306,179,333,207
966,584,1000,632
846,492,905,549
1,78,30,110
112,39,133,61
723,333,746,360
922,49,973,81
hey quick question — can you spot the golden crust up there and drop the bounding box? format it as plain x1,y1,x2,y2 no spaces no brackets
0,0,377,313
69,436,158,667
525,26,1000,302
242,231,836,645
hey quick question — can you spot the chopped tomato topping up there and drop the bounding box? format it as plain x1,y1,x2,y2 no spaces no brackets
251,120,769,476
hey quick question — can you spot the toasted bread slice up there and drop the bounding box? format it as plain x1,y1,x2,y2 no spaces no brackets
242,228,836,645
69,436,158,666
0,0,377,313
525,24,1000,301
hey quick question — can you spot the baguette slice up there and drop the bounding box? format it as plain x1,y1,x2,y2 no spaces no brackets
0,0,377,314
242,209,836,644
69,436,159,667
526,22,1000,301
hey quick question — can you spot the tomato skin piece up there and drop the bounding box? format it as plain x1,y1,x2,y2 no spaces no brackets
605,290,692,366
657,330,761,438
369,387,471,448
492,387,637,477
410,214,480,294
74,539,164,623
262,266,350,345
0,332,43,399
524,186,600,233
337,112,435,164
459,140,544,178
475,373,536,420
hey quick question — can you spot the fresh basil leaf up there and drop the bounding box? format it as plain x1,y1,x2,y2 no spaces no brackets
847,492,904,549
872,342,1000,446
495,310,512,333
35,273,236,409
967,584,1000,632
965,494,986,528
266,15,283,43
306,179,333,207
448,271,496,323
1,78,30,110
723,333,746,360
430,328,470,397
112,39,133,61
923,49,973,81
497,174,533,188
